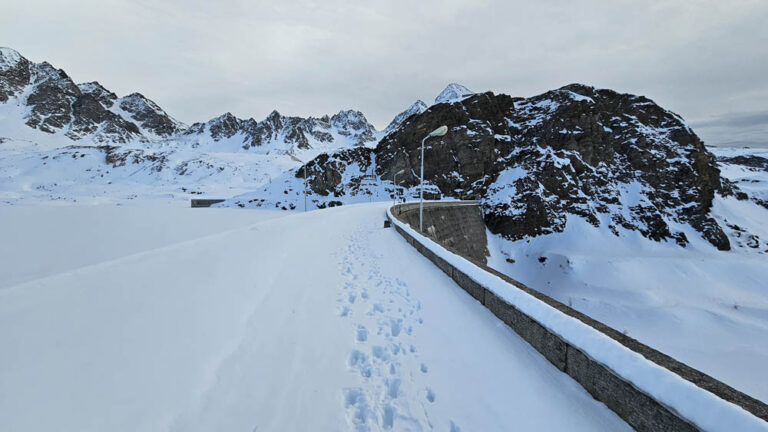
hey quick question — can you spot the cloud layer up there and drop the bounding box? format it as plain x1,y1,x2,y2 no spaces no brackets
2,0,767,146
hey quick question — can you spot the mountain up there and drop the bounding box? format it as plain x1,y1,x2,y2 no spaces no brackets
3,46,766,255
434,83,474,105
112,92,185,138
0,47,377,152
228,84,768,253
383,100,428,136
0,47,384,204
181,109,377,153
0,48,173,143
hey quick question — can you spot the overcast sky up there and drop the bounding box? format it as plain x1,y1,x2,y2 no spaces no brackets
3,0,767,146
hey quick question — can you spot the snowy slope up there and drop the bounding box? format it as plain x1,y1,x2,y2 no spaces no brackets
0,203,630,431
487,146,768,402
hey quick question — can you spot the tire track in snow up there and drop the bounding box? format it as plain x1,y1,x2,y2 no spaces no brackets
336,224,435,431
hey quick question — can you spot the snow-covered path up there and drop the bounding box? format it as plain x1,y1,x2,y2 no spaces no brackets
0,203,629,431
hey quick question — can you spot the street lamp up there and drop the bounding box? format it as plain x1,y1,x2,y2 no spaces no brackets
420,125,448,232
289,154,308,212
392,169,405,204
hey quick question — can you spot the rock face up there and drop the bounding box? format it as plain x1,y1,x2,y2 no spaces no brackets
0,47,170,143
301,84,731,250
115,92,184,137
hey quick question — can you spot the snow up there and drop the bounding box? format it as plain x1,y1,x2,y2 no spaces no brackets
0,47,23,70
482,148,768,404
0,202,631,431
382,100,427,135
562,89,595,103
388,205,768,431
0,204,282,290
434,83,474,105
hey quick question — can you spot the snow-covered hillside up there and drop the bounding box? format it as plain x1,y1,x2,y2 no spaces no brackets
487,146,768,402
433,83,475,104
0,203,630,431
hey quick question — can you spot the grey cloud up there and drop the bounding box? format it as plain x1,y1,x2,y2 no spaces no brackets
1,0,767,143
691,112,768,129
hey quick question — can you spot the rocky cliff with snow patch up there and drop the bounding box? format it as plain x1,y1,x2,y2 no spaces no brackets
243,84,735,251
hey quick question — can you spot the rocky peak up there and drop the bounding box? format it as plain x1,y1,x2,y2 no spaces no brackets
116,92,184,137
78,81,117,107
23,61,82,133
206,112,242,140
264,110,284,128
0,47,31,102
383,100,428,136
330,109,376,145
434,83,474,105
0,47,24,72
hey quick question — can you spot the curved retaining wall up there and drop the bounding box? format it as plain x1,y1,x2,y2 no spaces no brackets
391,201,489,264
387,201,768,432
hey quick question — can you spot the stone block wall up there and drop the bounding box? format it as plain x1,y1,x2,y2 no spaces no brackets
392,201,489,264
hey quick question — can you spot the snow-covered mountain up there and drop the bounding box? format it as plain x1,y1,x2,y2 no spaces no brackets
3,46,767,257
0,47,385,204
182,109,377,152
382,100,427,136
434,83,475,105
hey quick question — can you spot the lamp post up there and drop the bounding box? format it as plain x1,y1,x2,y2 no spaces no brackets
392,169,405,204
290,154,307,212
419,125,448,232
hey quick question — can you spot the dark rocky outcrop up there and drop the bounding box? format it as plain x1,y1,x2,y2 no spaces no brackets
718,154,768,172
300,84,732,250
116,92,184,137
77,82,118,107
383,100,428,136
1,48,144,143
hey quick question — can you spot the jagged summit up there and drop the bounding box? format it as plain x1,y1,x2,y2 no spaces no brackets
114,92,185,137
0,47,24,70
4,46,763,256
77,81,118,107
383,100,428,136
434,83,474,104
180,108,376,152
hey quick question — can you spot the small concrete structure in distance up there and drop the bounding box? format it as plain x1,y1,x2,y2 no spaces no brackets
190,199,225,208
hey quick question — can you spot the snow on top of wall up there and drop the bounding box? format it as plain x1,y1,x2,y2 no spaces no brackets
387,207,768,432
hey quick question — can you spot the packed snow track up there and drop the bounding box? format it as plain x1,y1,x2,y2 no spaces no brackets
0,203,629,431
